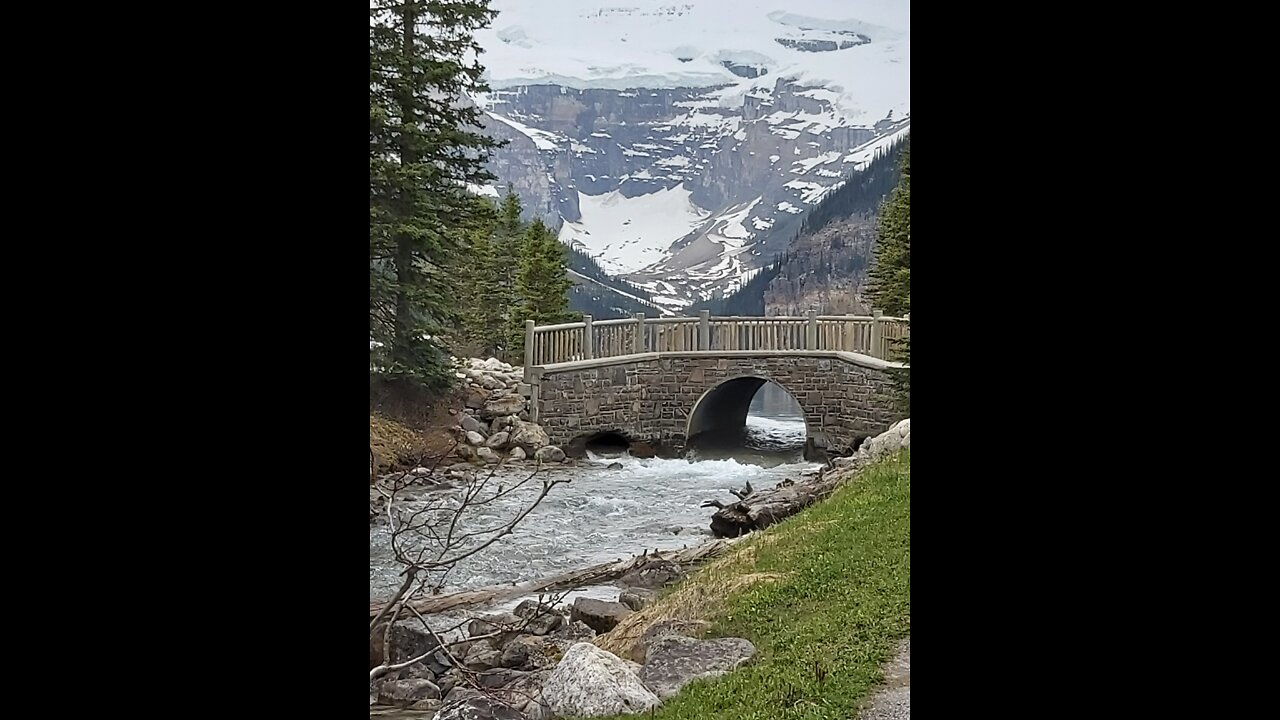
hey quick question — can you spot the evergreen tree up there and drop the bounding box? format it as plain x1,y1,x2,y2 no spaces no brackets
511,219,573,357
369,0,502,387
464,189,523,359
868,143,910,409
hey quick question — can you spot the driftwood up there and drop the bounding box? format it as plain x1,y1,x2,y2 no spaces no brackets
703,460,866,538
369,538,741,620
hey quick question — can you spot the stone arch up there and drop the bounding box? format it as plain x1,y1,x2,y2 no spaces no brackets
685,374,809,447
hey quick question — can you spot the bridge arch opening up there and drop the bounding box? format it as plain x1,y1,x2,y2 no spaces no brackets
686,377,809,464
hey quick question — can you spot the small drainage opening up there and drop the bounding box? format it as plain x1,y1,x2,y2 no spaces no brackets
584,432,630,457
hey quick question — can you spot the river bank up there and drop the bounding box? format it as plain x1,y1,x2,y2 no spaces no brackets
370,443,911,719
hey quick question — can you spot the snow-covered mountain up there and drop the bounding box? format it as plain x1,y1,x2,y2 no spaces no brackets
473,0,910,311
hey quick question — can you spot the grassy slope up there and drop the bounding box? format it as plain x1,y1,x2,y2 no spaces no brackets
599,450,911,720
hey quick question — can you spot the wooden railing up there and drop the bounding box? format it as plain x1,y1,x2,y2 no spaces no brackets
524,311,910,368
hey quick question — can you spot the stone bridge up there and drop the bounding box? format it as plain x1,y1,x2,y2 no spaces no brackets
523,312,908,457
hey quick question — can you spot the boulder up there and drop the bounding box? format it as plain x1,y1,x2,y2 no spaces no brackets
478,373,507,391
640,635,756,700
513,600,565,635
477,447,502,464
618,559,685,589
509,421,550,452
541,643,660,717
455,444,476,461
492,415,520,434
618,587,656,611
463,642,503,671
500,634,571,670
465,431,486,446
551,619,596,642
485,431,511,450
464,387,491,409
469,612,523,649
460,414,486,434
607,462,623,470
509,446,526,461
370,620,441,669
377,678,441,706
490,668,553,720
475,668,531,689
435,696,526,720
481,394,526,419
570,598,633,635
636,619,713,662
534,446,566,463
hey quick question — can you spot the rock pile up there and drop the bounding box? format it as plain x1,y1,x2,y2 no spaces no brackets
370,593,755,718
451,358,567,466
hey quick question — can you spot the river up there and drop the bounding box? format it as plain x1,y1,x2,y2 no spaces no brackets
369,382,812,613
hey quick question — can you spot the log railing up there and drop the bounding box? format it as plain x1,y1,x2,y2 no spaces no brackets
524,311,909,368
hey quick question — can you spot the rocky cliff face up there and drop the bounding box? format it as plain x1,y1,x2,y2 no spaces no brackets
764,214,877,316
479,80,907,309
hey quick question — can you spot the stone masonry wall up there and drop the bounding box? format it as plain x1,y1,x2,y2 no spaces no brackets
532,353,902,455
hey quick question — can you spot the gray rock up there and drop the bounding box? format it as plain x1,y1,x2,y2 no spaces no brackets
469,612,523,649
541,643,660,717
481,394,526,419
464,387,490,409
637,619,712,662
618,587,656,611
475,667,532,689
479,373,507,391
442,686,483,705
410,698,442,712
490,668,553,719
434,696,527,720
607,462,623,470
534,445,565,463
477,447,502,464
460,414,486,434
509,446,526,461
371,620,441,668
570,598,633,634
436,668,463,695
377,678,441,706
513,600,565,635
509,421,550,452
492,414,520,434
465,430,486,446
618,559,685,589
551,619,597,642
455,444,476,461
640,635,756,700
485,431,511,450
500,634,571,670
463,642,503,671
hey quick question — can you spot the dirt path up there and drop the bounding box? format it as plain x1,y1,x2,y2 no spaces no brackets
859,636,910,720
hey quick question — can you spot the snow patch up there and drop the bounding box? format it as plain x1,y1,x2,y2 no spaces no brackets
557,185,710,275
487,112,563,151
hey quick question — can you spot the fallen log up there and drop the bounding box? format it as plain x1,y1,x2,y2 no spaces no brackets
369,538,742,620
705,458,868,538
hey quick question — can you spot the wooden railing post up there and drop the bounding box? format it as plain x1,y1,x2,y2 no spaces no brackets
633,313,645,354
699,310,710,350
524,320,535,373
870,310,883,358
806,309,817,350
582,314,593,360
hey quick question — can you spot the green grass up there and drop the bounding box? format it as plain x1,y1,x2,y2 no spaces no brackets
600,450,911,720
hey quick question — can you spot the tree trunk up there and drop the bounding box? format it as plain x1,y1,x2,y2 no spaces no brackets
708,464,859,538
